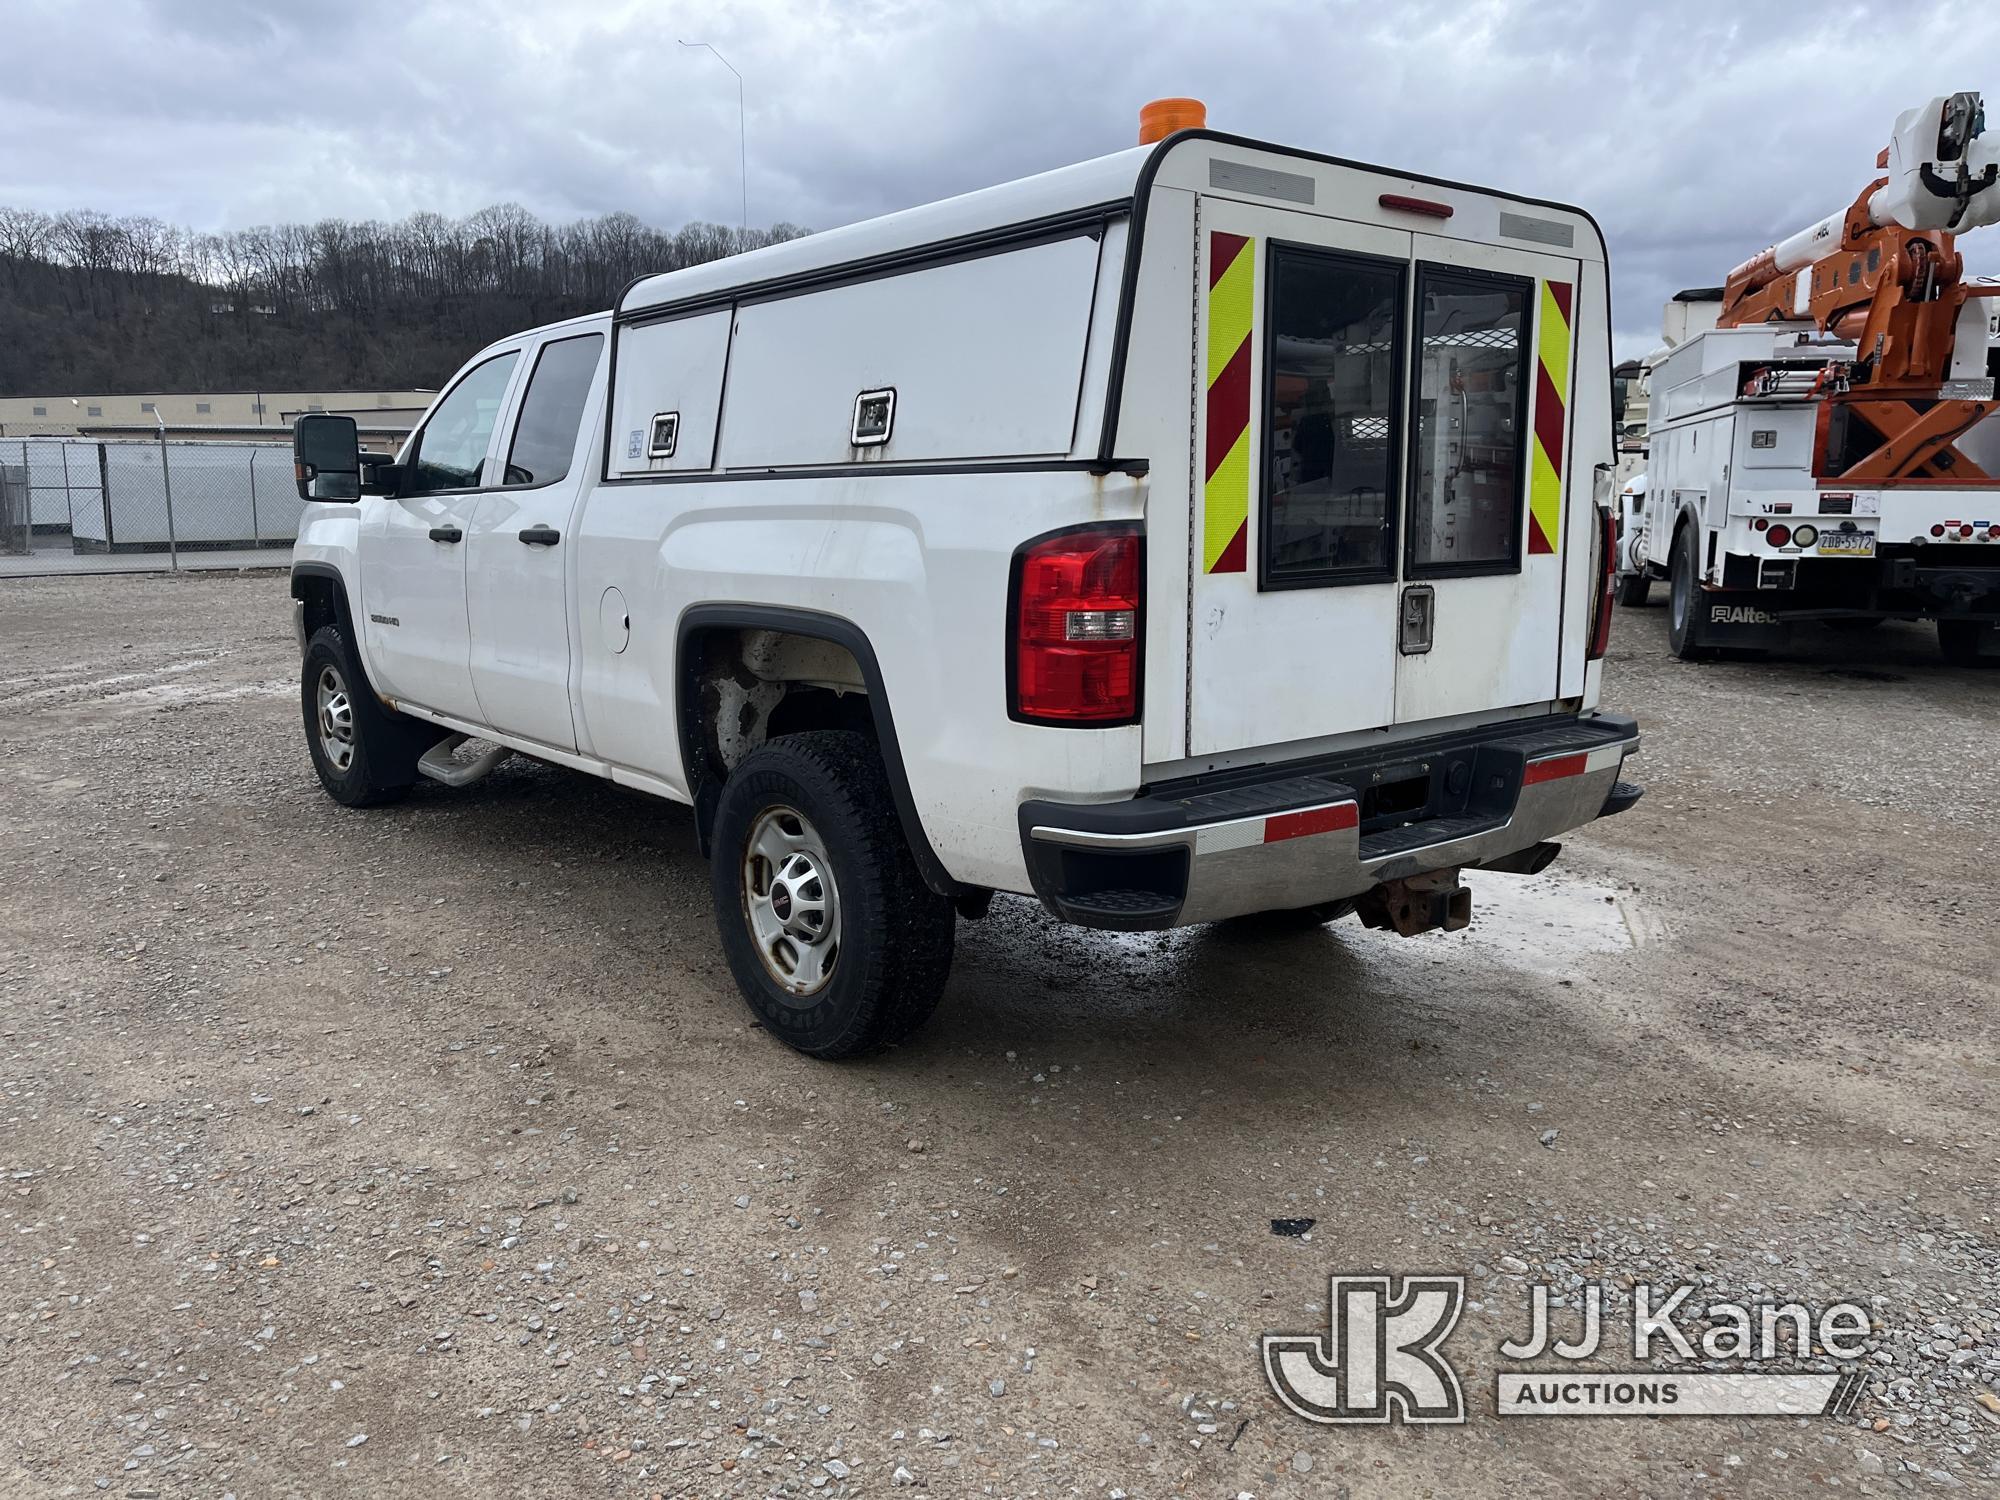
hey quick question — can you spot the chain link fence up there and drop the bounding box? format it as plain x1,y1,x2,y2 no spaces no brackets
1,458,30,555
0,436,301,576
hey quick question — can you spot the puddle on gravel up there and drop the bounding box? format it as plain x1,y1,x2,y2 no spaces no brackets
1046,868,1666,986
123,677,291,707
1366,869,1666,976
0,653,224,709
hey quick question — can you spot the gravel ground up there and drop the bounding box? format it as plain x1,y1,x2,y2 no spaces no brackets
0,570,1995,1499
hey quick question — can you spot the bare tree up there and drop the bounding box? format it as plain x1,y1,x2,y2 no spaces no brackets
0,201,810,396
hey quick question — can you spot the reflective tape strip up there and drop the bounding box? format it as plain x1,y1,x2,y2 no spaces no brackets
1524,743,1623,784
1522,752,1585,785
1193,800,1358,854
1203,231,1255,574
1528,280,1571,557
1265,803,1359,842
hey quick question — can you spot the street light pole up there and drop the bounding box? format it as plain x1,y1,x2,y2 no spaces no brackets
678,40,747,241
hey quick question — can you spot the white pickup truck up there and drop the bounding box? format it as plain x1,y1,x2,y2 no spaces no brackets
289,118,1642,1057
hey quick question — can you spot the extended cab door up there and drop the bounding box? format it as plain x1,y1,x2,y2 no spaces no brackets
1393,234,1580,724
462,329,606,753
358,349,520,721
1187,198,1411,755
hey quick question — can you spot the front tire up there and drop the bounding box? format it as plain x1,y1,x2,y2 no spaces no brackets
1666,526,1711,661
301,625,436,808
711,731,955,1059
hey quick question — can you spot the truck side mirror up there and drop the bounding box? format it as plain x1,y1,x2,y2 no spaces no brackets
358,452,401,495
294,414,361,500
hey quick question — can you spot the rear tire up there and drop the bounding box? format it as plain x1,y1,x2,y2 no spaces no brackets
1938,619,1999,667
301,625,435,807
710,731,955,1059
1615,571,1651,607
1666,526,1712,661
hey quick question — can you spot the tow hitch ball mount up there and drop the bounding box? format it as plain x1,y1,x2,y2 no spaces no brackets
1356,868,1472,938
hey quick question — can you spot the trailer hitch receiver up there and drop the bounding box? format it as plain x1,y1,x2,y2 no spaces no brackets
1355,868,1472,938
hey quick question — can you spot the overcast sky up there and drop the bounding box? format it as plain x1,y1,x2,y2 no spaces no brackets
4,0,1996,356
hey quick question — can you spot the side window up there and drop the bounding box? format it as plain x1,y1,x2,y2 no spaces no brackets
406,352,519,494
503,333,604,486
1261,245,1405,588
1407,268,1531,574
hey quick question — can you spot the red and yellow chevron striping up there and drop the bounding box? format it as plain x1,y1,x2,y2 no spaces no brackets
1203,231,1255,574
1527,279,1573,557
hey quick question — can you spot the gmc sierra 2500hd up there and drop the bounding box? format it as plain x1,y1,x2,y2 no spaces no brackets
289,107,1643,1058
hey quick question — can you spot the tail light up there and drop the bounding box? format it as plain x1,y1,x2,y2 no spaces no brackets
1766,523,1792,548
1009,524,1142,724
1588,502,1615,661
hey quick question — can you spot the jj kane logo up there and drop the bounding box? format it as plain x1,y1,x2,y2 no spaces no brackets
1262,1275,1467,1424
1264,1274,1871,1425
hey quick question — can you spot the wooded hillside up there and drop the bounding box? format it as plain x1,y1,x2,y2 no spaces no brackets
0,205,808,395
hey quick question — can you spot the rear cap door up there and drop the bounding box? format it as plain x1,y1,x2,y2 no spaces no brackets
1394,232,1581,724
1187,196,1411,757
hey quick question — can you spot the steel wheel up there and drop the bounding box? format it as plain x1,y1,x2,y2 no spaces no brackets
741,804,842,998
314,663,356,773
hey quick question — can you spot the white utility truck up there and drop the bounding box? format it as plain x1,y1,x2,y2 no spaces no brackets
1615,92,2000,663
289,103,1641,1057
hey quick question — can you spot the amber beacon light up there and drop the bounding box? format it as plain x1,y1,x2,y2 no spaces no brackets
1138,97,1206,144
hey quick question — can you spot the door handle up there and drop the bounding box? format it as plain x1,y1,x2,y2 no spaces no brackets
518,525,561,546
428,524,463,543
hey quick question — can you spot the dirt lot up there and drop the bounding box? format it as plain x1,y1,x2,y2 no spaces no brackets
0,570,1995,1499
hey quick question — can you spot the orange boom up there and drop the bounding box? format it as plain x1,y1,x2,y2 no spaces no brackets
1719,92,2000,487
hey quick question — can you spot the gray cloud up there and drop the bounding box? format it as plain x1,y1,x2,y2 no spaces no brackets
3,0,1995,355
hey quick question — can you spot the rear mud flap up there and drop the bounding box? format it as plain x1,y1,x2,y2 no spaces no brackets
1696,592,1792,650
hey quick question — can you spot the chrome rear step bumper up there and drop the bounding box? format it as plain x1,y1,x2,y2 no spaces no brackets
1018,712,1641,930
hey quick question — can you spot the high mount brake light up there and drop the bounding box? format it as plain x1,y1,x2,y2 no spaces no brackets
1010,526,1142,724
1379,192,1455,220
1588,503,1615,662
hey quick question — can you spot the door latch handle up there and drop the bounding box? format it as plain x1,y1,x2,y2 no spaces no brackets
1399,584,1435,656
518,525,561,546
427,524,463,543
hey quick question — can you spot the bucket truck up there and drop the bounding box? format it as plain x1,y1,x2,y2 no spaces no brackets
1616,92,2000,663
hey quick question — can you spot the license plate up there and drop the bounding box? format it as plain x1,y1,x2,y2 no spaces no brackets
1817,530,1875,557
